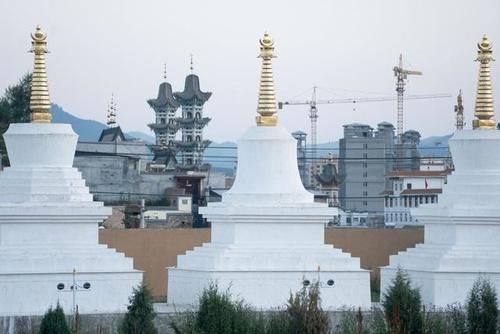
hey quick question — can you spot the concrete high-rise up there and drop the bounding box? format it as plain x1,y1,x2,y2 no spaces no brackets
339,122,395,223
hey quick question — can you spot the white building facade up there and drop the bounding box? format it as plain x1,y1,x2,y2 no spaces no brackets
384,170,449,227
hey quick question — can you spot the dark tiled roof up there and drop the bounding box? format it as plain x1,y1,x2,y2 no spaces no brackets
148,82,180,109
174,74,212,105
388,170,451,178
98,126,126,143
400,188,443,195
315,163,340,186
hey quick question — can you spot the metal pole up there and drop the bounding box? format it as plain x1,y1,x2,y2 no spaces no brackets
140,199,146,229
72,268,76,326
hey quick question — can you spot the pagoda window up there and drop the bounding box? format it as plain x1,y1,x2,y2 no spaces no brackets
195,112,201,119
161,118,166,124
195,135,201,142
187,112,193,119
187,135,193,142
169,119,175,124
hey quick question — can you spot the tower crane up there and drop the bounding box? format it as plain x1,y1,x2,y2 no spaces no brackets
393,54,422,136
454,90,464,130
278,86,450,162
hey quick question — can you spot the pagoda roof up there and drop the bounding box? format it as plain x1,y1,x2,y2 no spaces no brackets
148,82,180,109
174,74,212,105
315,163,340,186
98,126,126,143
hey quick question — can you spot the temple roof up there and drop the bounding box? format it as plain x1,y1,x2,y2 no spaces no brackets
148,82,180,109
98,126,126,143
174,74,212,105
315,163,340,186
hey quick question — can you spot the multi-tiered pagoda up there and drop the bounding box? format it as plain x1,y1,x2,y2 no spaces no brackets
147,69,211,170
175,73,212,168
147,74,181,169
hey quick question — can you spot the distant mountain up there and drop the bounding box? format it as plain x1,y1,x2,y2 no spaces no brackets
418,134,452,157
52,104,106,141
126,131,155,143
51,104,452,164
52,104,153,143
204,141,237,169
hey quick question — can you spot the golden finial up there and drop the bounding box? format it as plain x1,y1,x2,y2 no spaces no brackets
256,33,278,126
29,25,52,123
472,35,496,129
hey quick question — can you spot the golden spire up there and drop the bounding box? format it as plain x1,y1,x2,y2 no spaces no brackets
29,25,52,123
256,33,278,126
472,35,496,129
106,93,117,128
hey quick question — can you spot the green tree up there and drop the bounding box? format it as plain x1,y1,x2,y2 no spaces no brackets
466,277,498,334
170,283,265,334
119,284,158,334
38,302,71,334
382,269,423,334
0,73,32,166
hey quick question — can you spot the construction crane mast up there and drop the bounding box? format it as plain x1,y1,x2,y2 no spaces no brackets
454,90,464,130
393,54,422,137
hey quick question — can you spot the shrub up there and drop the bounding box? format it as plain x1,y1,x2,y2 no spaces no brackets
171,283,265,334
466,277,498,334
382,269,423,334
119,284,157,334
287,282,330,334
38,302,71,334
367,308,388,334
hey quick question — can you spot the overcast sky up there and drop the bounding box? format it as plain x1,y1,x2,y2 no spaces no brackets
1,0,499,143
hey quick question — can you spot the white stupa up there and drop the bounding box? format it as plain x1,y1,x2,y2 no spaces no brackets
381,35,500,307
167,33,371,310
0,26,142,316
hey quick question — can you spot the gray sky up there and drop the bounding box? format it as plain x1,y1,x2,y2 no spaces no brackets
1,0,499,143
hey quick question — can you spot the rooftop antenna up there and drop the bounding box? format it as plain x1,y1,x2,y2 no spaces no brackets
190,54,194,74
163,63,167,82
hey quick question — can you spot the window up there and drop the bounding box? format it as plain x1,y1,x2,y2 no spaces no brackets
363,153,368,159
389,198,393,207
404,197,407,207
363,171,368,177
187,112,193,119
419,196,423,204
363,201,368,206
363,162,368,168
363,182,368,187
404,213,408,222
425,196,429,204
363,143,368,149
407,183,412,189
182,199,188,205
400,183,403,191
431,196,435,203
160,118,166,124
400,213,403,221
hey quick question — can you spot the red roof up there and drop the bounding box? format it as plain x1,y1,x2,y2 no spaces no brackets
388,170,451,178
400,188,443,195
